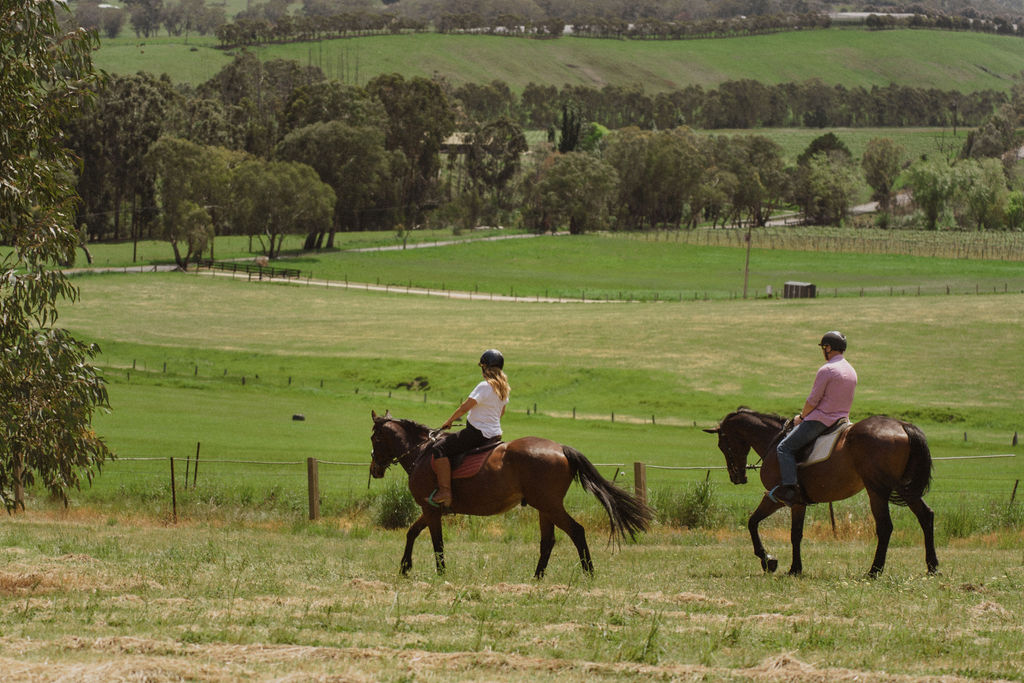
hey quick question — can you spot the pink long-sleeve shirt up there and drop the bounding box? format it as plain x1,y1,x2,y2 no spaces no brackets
805,354,858,426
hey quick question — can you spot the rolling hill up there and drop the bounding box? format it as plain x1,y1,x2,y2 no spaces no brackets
94,27,1024,92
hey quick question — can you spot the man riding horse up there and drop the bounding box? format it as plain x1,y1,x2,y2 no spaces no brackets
771,330,858,506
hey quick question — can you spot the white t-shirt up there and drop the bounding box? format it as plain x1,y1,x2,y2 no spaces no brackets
467,380,509,438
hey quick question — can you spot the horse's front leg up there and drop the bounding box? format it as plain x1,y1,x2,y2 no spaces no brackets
749,495,785,573
427,512,445,574
789,504,807,576
401,511,432,575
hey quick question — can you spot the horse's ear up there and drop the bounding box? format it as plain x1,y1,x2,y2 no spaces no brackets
371,410,377,420
384,409,392,419
702,427,719,434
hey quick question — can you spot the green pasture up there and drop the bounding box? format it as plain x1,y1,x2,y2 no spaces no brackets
45,266,1022,532
93,28,1024,92
0,513,1021,680
67,231,1024,302
273,232,1024,300
708,126,970,164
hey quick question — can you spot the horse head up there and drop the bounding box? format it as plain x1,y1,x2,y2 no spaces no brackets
370,410,431,478
703,411,756,485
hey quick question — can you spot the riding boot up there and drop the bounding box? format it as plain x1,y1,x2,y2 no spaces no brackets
433,457,453,508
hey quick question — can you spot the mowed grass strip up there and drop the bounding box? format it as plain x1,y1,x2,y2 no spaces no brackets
0,513,1021,680
94,29,1024,93
289,233,1024,300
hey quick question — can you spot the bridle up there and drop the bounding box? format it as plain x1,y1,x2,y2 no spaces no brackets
371,420,444,474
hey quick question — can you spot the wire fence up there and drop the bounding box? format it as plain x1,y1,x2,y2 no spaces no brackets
101,450,1017,526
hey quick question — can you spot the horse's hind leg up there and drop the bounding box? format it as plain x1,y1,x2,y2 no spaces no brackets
906,497,939,574
549,507,593,576
788,504,807,576
534,514,556,579
749,495,784,573
866,490,893,577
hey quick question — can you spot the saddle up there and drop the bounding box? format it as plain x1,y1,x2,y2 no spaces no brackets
797,418,851,468
431,438,502,479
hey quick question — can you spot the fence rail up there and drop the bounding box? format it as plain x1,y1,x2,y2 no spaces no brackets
196,259,303,280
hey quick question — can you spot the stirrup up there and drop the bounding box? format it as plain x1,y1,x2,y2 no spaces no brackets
427,488,452,509
768,485,804,506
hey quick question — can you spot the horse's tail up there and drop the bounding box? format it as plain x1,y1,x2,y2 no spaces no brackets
890,421,933,506
563,446,654,542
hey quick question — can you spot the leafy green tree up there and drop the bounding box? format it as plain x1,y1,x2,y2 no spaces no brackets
905,158,955,230
125,0,164,37
276,120,390,242
145,137,239,267
466,117,528,200
281,81,386,134
604,127,707,230
953,158,1008,230
715,134,786,227
1005,190,1024,230
557,102,583,153
797,132,852,166
68,72,173,248
524,152,619,234
230,159,335,257
861,137,907,213
0,0,112,510
790,152,861,227
199,52,324,157
366,73,455,226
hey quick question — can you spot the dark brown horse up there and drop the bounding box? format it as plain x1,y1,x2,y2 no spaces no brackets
705,408,938,577
370,410,653,577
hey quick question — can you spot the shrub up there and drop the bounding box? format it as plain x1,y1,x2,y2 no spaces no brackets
373,480,418,529
652,478,719,529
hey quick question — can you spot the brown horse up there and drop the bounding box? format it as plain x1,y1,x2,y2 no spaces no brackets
370,410,653,577
704,408,938,577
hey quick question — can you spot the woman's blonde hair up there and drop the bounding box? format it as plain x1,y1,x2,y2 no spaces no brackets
481,365,510,401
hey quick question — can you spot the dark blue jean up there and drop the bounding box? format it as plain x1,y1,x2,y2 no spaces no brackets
776,419,828,485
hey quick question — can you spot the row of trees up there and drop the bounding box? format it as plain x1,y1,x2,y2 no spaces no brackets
498,80,1005,131
66,57,471,252
64,48,1024,269
210,2,1024,47
519,128,1024,234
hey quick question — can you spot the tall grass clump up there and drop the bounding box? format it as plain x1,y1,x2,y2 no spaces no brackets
941,500,1024,539
373,479,418,529
650,477,720,529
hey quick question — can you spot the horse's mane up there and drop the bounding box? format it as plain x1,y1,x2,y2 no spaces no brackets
728,406,787,428
389,417,433,441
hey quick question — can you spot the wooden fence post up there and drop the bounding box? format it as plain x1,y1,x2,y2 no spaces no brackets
193,442,200,489
307,457,320,521
633,462,647,506
170,457,177,524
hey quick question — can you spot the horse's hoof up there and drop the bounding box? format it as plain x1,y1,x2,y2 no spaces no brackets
764,556,778,573
788,568,803,577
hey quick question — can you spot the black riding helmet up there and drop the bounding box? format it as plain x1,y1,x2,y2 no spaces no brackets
479,349,504,369
820,331,847,352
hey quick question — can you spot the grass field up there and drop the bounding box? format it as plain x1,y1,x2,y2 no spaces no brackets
5,231,1023,679
93,28,1024,92
0,511,1021,680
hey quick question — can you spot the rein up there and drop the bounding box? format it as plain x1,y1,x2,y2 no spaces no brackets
374,421,443,474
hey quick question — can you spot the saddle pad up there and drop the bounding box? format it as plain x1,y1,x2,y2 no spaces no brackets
432,446,498,480
799,422,850,468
